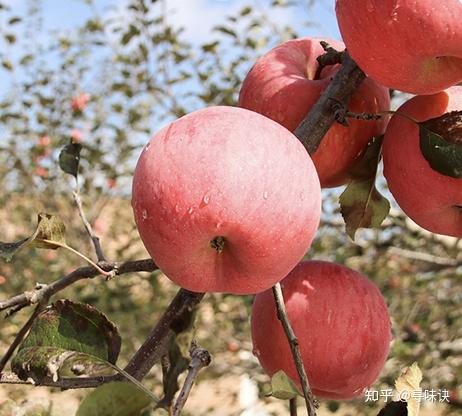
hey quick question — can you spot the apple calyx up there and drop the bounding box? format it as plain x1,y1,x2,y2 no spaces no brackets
210,236,226,253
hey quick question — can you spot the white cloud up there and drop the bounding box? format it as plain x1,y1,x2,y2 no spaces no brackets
164,0,298,44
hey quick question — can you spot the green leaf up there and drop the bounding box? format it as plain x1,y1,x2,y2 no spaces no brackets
121,24,140,45
59,142,82,177
159,312,196,407
19,54,33,65
201,41,219,53
214,26,237,38
419,111,462,178
240,6,252,16
1,60,13,71
8,17,22,25
160,338,190,407
77,382,152,416
12,300,121,383
0,237,29,261
340,136,390,239
270,370,301,400
85,19,103,32
0,213,66,261
4,33,16,44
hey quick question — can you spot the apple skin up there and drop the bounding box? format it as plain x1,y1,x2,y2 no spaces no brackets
251,260,392,400
335,0,462,95
132,106,321,295
238,37,390,188
382,86,462,237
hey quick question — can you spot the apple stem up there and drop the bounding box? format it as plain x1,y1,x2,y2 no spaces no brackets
272,283,318,416
377,110,419,124
210,236,226,253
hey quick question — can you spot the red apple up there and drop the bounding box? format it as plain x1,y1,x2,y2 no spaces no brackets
251,260,392,400
238,37,390,188
71,92,91,112
383,86,462,237
70,129,82,142
336,0,462,95
132,106,321,295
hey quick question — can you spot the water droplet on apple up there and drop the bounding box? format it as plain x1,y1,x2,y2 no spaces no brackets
200,192,211,208
263,191,268,200
188,207,194,215
174,204,181,213
327,309,332,324
142,209,148,220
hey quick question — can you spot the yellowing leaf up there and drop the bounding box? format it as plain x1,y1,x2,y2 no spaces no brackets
270,370,301,400
0,213,66,261
340,135,390,240
394,362,422,416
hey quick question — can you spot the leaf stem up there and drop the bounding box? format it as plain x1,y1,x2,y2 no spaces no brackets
108,362,160,404
38,239,112,277
377,110,419,124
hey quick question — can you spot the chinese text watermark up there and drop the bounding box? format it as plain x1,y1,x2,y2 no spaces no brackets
364,389,450,403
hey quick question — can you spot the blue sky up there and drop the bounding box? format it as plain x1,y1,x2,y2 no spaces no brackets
0,1,341,99
2,0,341,45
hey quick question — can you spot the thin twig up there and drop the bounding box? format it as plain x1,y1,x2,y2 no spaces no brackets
172,344,212,416
0,305,44,372
5,303,29,318
272,283,317,416
0,270,204,389
289,398,298,416
0,259,156,312
124,289,204,380
294,51,366,155
388,247,461,267
315,41,345,73
73,190,106,262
